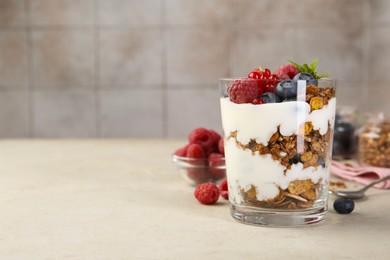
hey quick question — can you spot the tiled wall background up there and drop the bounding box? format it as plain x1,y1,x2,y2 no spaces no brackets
0,0,389,138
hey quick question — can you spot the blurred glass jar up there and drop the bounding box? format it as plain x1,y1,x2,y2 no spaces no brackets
359,113,390,168
332,106,359,159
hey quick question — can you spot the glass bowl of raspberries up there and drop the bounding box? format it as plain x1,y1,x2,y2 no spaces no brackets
172,128,226,186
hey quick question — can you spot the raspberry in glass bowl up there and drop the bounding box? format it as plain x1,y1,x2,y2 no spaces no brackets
171,154,226,186
172,128,226,186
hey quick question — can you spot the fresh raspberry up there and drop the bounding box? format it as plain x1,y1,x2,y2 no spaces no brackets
273,64,300,80
218,138,224,156
205,129,221,155
208,153,225,180
219,179,229,200
219,179,228,191
220,190,228,200
188,128,214,155
187,168,212,185
174,144,190,157
186,143,208,183
208,129,221,144
194,182,220,205
227,79,258,104
186,143,205,158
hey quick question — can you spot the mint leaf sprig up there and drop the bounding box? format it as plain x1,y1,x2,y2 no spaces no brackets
288,58,330,79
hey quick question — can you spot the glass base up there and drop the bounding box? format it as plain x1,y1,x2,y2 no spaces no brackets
230,203,327,227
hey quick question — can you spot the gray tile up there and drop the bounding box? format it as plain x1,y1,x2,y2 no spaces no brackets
166,0,231,25
368,0,390,23
0,31,28,90
31,30,94,88
0,0,25,26
232,0,296,23
98,0,162,26
99,29,162,86
33,91,96,138
298,26,363,83
300,0,363,22
29,0,93,26
0,91,29,137
334,82,363,109
99,90,163,137
167,29,230,85
167,88,222,138
369,27,390,83
230,27,297,76
361,87,390,114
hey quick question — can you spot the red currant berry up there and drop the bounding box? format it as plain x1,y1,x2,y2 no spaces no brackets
252,98,264,105
247,69,262,79
264,84,275,93
263,68,271,79
257,83,265,96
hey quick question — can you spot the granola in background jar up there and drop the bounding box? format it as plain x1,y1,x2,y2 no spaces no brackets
359,113,390,168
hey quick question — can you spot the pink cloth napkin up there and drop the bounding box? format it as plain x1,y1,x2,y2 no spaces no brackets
331,160,390,189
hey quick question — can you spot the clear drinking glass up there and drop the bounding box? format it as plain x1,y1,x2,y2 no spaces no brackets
219,78,336,226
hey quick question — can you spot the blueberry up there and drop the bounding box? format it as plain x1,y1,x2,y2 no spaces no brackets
317,156,325,167
275,80,298,99
260,92,281,103
333,198,355,214
289,154,301,165
293,72,318,86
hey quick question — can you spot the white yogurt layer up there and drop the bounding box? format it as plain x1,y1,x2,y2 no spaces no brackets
220,98,336,145
220,97,336,203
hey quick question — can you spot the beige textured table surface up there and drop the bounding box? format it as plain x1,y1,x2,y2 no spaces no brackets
0,139,389,259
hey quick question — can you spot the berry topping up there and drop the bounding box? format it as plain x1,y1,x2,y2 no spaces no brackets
275,79,298,99
247,68,262,79
227,79,258,104
219,179,229,200
247,67,278,94
333,198,355,214
259,92,281,103
194,182,220,205
252,98,264,105
293,72,318,86
273,64,300,80
264,84,276,93
289,58,330,80
186,143,205,159
263,68,272,78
